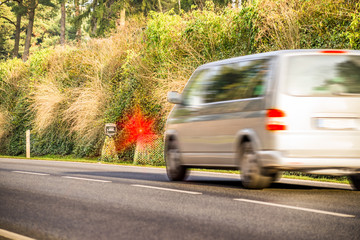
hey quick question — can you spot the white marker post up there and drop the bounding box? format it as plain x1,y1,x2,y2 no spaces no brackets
26,130,30,159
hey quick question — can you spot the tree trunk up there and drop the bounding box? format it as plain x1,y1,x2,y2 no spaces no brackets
75,0,81,44
91,18,97,36
90,0,97,36
22,0,37,61
13,0,24,58
60,0,66,45
13,13,21,58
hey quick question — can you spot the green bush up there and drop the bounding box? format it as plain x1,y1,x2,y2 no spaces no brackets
4,96,31,156
0,58,30,155
31,124,74,156
347,4,360,49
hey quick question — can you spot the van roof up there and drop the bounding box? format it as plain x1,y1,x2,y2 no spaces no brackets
198,49,360,69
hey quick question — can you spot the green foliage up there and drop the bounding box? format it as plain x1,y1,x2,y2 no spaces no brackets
92,0,123,36
3,96,31,155
1,0,60,60
104,78,138,123
61,49,96,87
182,5,258,59
73,139,101,158
347,4,360,49
31,126,74,156
284,171,349,183
116,144,136,162
297,0,353,49
145,10,185,71
32,4,62,49
0,58,29,154
29,48,53,77
133,138,165,166
0,4,14,60
105,50,141,123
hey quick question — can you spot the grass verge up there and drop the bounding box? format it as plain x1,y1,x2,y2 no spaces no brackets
0,155,350,184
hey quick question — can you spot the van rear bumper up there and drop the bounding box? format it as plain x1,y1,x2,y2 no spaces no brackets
259,150,360,175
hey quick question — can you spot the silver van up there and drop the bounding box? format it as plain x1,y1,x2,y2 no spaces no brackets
165,49,360,190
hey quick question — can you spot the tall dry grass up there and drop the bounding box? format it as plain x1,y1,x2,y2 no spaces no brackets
29,20,145,146
0,60,28,88
0,110,9,140
63,78,107,141
255,0,354,50
255,0,301,51
31,78,65,132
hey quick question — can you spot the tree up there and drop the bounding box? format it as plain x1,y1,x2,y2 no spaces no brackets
9,0,28,58
0,0,26,58
74,0,81,43
22,0,38,61
60,0,65,45
13,0,25,58
22,0,55,61
89,0,97,36
79,0,125,37
0,2,14,59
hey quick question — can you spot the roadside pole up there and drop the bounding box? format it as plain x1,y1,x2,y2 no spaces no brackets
26,130,30,159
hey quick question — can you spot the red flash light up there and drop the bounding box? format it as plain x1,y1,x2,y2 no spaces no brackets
115,107,156,151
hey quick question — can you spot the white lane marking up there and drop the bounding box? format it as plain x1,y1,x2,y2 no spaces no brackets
234,198,355,218
12,171,49,176
62,176,112,183
132,184,202,195
0,229,36,240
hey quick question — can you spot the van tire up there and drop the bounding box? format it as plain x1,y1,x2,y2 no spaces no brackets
240,141,272,189
166,141,188,181
349,174,360,191
270,172,282,182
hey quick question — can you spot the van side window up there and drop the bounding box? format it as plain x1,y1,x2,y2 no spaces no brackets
182,69,213,106
204,59,270,103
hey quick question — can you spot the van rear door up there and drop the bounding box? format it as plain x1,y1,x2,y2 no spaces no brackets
273,52,360,159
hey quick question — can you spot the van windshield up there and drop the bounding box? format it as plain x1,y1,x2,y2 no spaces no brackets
286,55,360,96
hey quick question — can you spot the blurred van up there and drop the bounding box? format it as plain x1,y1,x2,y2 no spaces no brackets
165,49,360,190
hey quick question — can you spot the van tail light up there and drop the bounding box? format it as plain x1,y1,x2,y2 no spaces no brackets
319,50,347,54
266,109,286,131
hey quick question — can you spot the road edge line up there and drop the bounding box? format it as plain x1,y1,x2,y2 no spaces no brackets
0,229,36,240
12,171,49,176
234,198,355,218
132,184,202,195
62,176,112,183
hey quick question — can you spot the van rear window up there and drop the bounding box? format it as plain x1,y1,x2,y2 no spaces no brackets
286,55,360,96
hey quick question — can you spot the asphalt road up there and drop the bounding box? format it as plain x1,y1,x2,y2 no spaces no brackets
0,158,359,240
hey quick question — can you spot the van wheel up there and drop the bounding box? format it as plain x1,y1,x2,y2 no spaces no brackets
240,141,272,189
270,171,282,182
349,174,360,191
166,141,188,181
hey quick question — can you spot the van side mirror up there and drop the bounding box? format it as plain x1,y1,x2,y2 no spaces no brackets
167,91,182,104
